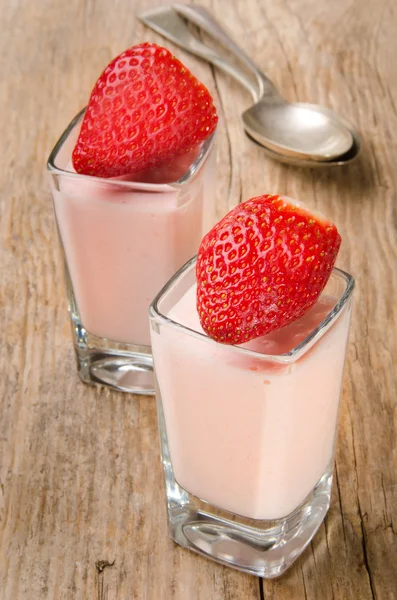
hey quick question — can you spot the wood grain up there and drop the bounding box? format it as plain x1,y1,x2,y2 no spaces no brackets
0,0,396,598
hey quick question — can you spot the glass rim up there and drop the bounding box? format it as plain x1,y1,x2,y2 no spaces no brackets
149,255,355,363
46,108,217,193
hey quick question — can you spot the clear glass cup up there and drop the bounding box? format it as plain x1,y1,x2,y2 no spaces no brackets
149,256,354,577
47,110,217,395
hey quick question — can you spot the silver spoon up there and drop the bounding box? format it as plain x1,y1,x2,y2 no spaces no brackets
139,6,360,166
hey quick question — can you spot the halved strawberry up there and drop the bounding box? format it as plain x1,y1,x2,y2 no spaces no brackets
196,194,341,344
72,43,218,181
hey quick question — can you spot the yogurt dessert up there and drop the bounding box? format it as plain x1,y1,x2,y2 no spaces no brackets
48,43,218,391
153,284,350,520
150,194,354,576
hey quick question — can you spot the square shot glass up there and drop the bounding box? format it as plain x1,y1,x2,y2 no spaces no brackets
149,256,354,577
47,110,216,394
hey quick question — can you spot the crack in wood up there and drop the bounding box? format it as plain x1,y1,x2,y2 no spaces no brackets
96,559,115,574
96,559,115,600
238,183,243,206
369,139,384,188
358,508,376,600
334,464,348,545
323,513,333,559
259,576,265,600
97,575,105,600
310,541,319,575
301,566,308,600
386,86,397,116
312,535,336,600
380,474,397,535
349,417,376,600
380,473,391,533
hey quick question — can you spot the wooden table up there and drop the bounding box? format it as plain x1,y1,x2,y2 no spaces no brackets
1,1,396,598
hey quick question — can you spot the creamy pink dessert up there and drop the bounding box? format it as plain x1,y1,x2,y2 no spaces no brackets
52,153,215,346
151,283,351,520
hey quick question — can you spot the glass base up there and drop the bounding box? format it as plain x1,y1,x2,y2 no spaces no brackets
73,321,154,395
166,472,332,578
158,395,332,577
166,469,332,578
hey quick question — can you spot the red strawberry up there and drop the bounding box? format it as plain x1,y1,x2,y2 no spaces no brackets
196,194,341,344
72,43,218,181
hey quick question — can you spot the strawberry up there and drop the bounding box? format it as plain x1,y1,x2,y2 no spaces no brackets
196,194,341,344
72,43,218,181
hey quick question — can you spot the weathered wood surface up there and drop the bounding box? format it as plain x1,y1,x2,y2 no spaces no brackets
1,0,396,598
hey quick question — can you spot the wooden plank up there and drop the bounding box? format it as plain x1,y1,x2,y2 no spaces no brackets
0,0,396,598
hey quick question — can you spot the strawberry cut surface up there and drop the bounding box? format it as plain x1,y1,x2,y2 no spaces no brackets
72,43,218,181
196,194,341,345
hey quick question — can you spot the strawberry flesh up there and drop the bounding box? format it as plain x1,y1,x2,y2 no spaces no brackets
196,194,341,345
72,43,218,181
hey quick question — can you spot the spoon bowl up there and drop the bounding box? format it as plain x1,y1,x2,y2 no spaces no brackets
247,119,361,168
243,101,354,161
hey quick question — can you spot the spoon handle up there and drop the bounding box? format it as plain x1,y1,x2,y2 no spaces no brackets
139,7,272,102
173,4,281,102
